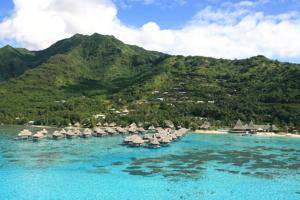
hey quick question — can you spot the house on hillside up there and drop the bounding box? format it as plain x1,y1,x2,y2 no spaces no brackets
200,121,211,130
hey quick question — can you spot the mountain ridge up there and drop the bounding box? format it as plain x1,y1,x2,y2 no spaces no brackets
0,33,299,129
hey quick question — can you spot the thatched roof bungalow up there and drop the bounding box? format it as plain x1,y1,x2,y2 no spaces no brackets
17,129,32,139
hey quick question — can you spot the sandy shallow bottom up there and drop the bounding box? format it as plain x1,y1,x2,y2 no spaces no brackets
0,126,300,200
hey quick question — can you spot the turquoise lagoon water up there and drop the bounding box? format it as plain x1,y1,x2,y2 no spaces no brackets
0,126,300,200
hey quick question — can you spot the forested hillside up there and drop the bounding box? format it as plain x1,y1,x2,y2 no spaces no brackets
0,33,299,129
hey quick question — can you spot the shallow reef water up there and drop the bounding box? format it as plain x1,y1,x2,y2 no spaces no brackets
0,126,300,200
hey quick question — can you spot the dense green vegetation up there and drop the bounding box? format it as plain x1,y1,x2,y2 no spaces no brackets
0,33,299,129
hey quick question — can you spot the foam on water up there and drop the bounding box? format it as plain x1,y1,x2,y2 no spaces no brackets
0,126,300,200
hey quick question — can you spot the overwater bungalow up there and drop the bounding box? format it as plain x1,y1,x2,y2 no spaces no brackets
148,138,160,148
17,129,32,140
130,136,145,147
65,130,76,139
159,136,171,145
81,128,92,138
74,122,81,128
128,126,138,134
33,131,45,141
105,127,118,135
123,134,140,145
137,127,146,133
143,133,152,141
73,129,81,137
169,133,178,140
93,127,107,137
40,129,48,135
116,127,127,134
60,129,67,136
52,131,64,139
129,123,138,128
148,125,156,132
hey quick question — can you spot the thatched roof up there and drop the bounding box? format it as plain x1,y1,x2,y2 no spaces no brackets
148,125,156,130
53,131,64,137
177,128,188,135
271,124,279,131
143,134,152,140
18,129,32,137
124,134,141,143
93,127,106,134
40,129,48,134
138,127,146,132
33,131,44,139
128,126,137,133
74,122,81,127
169,134,177,140
83,128,92,135
130,123,137,128
105,127,117,134
132,136,144,144
109,122,117,127
66,130,75,136
149,138,160,145
158,129,168,135
160,136,171,144
200,121,211,129
233,119,246,130
164,120,174,128
116,127,126,133
248,120,255,129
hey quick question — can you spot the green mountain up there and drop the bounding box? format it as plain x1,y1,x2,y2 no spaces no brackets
0,33,299,129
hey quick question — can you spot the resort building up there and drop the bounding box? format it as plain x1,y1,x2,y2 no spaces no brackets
200,121,211,130
232,119,280,133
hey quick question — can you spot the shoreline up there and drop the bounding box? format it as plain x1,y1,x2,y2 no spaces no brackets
29,125,56,128
194,130,300,138
194,130,228,134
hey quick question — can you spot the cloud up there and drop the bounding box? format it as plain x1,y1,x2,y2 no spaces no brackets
1,0,300,61
115,0,187,8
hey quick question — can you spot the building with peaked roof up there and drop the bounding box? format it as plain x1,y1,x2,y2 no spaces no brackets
200,121,211,130
231,120,279,133
232,119,246,132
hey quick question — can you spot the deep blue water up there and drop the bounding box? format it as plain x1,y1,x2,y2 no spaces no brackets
0,126,300,200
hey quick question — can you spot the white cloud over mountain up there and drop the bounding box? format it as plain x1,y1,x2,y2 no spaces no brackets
1,0,300,61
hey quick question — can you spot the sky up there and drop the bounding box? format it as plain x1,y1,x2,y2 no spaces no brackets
0,0,300,63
